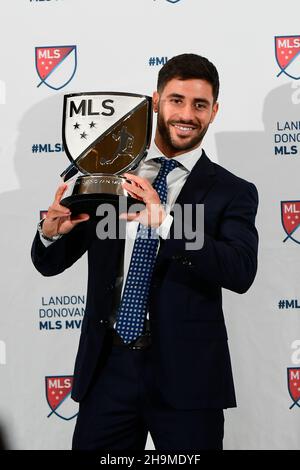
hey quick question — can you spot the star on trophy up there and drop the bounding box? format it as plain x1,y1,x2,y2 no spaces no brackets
60,92,152,215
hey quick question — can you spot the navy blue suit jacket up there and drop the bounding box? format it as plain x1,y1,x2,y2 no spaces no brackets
31,151,258,409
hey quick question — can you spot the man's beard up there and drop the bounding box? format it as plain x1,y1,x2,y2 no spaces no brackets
157,109,209,153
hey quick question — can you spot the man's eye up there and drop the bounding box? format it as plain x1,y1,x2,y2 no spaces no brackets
171,99,182,104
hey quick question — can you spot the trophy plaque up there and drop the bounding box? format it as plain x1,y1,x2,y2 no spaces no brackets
60,92,152,215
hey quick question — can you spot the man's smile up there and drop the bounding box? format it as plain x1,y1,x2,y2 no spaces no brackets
171,122,198,137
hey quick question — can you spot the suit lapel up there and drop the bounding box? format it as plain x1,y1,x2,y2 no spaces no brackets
173,149,216,207
153,150,217,269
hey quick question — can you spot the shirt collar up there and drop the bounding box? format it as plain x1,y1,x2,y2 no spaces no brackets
144,140,203,173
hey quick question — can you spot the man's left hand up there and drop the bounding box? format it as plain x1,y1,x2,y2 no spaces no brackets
119,173,167,228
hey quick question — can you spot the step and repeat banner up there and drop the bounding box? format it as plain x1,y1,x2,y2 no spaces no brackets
0,0,299,450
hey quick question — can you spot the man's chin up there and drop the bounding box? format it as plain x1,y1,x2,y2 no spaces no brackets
170,137,201,153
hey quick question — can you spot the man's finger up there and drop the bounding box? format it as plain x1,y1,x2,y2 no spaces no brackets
123,173,151,190
119,212,140,221
47,205,71,218
54,184,68,204
71,213,90,223
122,182,144,199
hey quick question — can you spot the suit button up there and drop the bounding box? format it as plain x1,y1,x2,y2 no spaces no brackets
181,257,193,266
99,319,109,325
105,283,115,291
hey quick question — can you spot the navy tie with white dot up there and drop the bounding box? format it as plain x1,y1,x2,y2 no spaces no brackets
115,157,180,344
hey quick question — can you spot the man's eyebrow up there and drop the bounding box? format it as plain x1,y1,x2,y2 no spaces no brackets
166,93,211,105
194,98,211,105
166,93,185,99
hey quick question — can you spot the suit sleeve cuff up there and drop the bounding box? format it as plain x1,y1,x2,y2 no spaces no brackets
39,232,57,248
37,219,63,247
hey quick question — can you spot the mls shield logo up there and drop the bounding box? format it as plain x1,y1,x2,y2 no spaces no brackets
281,201,300,244
45,376,78,421
35,45,77,90
287,368,300,409
275,36,300,80
62,92,152,176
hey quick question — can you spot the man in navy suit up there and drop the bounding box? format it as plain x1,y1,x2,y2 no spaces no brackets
31,54,258,450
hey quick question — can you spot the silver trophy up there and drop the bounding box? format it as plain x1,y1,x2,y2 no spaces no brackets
60,92,152,215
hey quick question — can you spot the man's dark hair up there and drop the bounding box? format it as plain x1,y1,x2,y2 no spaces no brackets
157,53,220,102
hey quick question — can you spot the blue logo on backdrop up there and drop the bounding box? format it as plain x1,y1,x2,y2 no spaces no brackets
32,143,64,154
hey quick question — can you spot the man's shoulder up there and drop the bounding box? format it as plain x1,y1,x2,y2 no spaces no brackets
211,159,257,197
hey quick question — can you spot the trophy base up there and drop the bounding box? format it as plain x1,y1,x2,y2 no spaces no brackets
60,175,144,217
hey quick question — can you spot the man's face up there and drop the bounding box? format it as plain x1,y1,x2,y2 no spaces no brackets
153,78,219,156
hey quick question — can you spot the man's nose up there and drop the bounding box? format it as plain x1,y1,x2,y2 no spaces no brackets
178,103,195,122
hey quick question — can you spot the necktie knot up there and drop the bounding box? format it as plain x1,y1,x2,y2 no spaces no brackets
153,157,180,176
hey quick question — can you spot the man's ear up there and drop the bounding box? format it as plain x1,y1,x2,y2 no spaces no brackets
210,101,219,123
152,91,159,113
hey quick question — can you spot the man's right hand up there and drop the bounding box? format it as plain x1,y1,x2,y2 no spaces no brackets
42,184,90,238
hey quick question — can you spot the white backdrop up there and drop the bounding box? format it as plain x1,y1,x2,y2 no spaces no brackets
0,0,300,450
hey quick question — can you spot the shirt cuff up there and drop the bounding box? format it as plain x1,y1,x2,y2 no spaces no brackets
156,213,173,240
39,232,57,247
37,219,63,247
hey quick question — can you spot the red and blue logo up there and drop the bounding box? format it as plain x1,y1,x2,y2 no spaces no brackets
45,375,78,421
275,36,300,80
35,46,77,90
287,368,300,409
281,201,300,244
